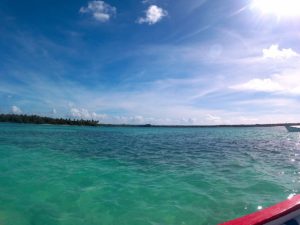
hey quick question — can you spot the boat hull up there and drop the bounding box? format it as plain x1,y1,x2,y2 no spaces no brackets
219,195,300,225
285,125,300,132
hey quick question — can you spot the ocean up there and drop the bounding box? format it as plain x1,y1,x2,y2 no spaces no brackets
0,123,299,225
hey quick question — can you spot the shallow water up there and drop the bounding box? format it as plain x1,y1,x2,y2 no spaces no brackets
1,123,300,225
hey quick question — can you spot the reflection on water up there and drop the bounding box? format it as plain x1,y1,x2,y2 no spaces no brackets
0,123,300,225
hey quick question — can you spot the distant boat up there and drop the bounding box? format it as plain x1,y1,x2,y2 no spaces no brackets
285,125,300,132
219,194,300,225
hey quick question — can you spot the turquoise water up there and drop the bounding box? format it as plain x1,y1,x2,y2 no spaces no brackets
1,123,300,225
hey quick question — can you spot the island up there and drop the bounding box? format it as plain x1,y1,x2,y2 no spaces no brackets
0,114,99,126
1,114,300,128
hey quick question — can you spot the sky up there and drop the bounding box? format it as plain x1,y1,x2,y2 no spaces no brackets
1,0,300,125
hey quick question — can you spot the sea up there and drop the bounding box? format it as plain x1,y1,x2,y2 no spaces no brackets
0,123,300,225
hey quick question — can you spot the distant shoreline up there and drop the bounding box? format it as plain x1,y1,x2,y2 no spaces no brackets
1,114,299,128
99,123,300,128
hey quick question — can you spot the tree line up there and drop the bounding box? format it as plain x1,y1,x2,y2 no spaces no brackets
0,114,99,126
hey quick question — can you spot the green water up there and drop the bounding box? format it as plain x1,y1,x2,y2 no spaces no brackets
0,123,300,225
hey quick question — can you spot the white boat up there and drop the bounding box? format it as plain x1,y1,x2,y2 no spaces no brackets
285,125,300,132
219,194,300,225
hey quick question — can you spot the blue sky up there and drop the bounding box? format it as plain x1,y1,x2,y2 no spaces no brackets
1,0,300,124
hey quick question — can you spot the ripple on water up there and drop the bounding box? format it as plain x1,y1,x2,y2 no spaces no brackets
0,124,300,225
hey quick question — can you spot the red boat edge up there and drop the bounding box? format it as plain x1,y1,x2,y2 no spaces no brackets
219,194,300,225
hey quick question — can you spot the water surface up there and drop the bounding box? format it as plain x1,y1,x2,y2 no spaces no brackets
1,123,300,225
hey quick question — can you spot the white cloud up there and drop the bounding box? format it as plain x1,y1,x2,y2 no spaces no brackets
79,1,116,22
138,5,168,25
69,107,107,121
231,78,282,92
206,114,222,123
142,0,155,4
230,45,300,95
70,107,89,118
91,112,107,120
263,45,299,59
11,105,22,114
231,70,300,94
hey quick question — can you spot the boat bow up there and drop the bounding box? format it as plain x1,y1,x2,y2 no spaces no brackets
219,195,300,225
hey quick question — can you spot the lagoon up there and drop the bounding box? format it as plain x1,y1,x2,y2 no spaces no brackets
0,123,299,225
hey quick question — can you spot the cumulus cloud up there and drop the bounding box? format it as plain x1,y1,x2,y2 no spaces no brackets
138,5,168,25
11,105,22,114
263,45,299,59
70,108,89,118
79,0,116,22
231,70,300,94
230,45,300,95
69,107,107,122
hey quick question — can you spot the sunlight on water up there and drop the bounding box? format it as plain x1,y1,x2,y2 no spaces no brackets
1,123,300,225
257,206,263,210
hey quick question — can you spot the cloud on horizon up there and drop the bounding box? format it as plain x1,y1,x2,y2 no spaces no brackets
11,105,22,114
69,107,107,121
